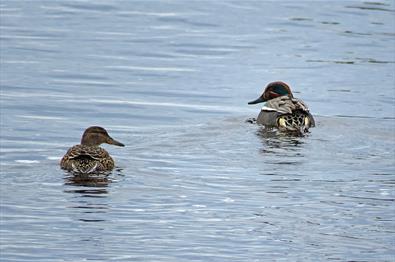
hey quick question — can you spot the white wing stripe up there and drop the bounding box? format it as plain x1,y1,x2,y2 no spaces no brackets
261,106,278,112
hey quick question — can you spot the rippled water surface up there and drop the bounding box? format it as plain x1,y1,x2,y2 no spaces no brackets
1,1,394,261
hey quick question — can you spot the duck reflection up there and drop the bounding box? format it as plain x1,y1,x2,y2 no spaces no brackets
63,168,122,195
65,173,111,187
257,127,304,148
63,172,117,223
64,173,110,196
256,127,305,165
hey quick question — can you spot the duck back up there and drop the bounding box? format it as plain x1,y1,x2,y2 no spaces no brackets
257,96,315,133
60,144,114,173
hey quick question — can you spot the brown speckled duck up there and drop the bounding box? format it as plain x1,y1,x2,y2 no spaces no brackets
248,81,315,133
60,126,124,173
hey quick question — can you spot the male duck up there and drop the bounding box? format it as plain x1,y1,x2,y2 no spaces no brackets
248,81,315,133
60,126,124,173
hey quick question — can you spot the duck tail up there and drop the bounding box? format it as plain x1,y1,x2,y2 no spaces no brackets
71,161,99,174
277,111,312,134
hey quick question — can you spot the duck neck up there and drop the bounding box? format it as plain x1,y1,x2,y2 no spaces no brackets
81,135,101,146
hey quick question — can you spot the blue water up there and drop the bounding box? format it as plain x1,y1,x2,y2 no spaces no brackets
1,1,394,261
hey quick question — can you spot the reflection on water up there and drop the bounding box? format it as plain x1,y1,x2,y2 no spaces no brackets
256,127,305,156
63,173,112,223
64,173,110,197
63,168,123,191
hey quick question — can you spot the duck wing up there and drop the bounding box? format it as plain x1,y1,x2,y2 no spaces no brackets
65,145,110,161
60,145,112,173
257,96,315,129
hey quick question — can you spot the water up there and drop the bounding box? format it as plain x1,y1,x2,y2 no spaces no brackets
1,0,394,261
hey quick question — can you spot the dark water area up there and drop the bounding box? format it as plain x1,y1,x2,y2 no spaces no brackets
1,1,394,261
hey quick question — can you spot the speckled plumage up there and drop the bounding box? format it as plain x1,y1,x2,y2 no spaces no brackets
60,126,124,174
257,96,315,132
249,81,315,133
60,144,115,173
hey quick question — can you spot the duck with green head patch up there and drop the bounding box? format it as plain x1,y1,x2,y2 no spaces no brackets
248,81,315,134
60,126,125,174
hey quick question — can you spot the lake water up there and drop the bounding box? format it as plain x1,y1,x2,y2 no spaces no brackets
1,0,394,261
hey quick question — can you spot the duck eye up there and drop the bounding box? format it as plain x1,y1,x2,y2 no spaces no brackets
273,85,288,95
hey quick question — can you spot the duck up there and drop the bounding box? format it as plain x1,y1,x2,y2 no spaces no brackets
60,126,124,173
248,81,315,133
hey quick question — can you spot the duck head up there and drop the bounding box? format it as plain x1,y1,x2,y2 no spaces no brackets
81,126,125,147
248,81,293,104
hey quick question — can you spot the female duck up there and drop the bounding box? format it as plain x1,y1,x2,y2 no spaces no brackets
248,81,315,133
60,126,124,173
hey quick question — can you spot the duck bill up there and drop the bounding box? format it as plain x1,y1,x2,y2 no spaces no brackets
107,137,125,147
248,96,266,105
